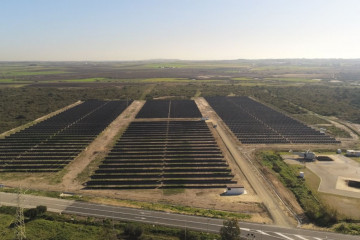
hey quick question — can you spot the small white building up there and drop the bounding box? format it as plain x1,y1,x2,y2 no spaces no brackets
346,150,360,157
223,184,245,195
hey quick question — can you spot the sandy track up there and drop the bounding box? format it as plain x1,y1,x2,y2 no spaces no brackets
195,97,297,227
61,100,145,191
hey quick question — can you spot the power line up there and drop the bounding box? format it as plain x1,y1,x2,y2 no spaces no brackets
14,188,26,240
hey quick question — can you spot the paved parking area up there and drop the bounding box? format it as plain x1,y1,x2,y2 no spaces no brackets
284,154,360,198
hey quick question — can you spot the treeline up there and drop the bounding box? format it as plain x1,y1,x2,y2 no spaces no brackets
198,84,360,122
2,84,360,134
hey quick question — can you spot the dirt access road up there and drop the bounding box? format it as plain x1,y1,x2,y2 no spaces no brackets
61,100,145,191
195,97,296,227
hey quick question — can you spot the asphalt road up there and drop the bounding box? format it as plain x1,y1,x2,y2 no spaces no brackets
0,192,358,240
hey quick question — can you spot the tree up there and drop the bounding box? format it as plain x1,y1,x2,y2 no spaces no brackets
24,208,38,219
220,218,241,240
123,223,143,240
24,205,47,220
36,205,47,215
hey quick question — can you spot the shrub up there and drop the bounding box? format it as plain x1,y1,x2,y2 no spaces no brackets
179,229,200,240
124,223,143,240
36,205,47,215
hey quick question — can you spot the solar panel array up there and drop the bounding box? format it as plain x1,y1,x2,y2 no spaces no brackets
0,100,131,172
135,100,202,118
206,96,339,144
86,120,236,189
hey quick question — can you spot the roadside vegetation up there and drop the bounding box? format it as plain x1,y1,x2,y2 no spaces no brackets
0,205,220,240
323,125,352,138
257,151,360,234
0,187,250,221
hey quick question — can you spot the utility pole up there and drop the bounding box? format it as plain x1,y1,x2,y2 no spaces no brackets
14,189,26,240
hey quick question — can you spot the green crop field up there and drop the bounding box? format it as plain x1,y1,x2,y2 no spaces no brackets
1,70,68,76
61,78,109,82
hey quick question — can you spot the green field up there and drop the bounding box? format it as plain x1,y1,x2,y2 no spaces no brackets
141,78,190,82
231,77,253,81
292,114,330,125
61,78,109,82
0,79,15,83
1,70,68,76
263,77,317,82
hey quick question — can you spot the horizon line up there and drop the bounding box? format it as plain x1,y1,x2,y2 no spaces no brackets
1,58,360,63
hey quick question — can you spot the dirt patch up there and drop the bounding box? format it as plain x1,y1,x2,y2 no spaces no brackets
83,188,270,223
259,166,304,216
319,193,360,220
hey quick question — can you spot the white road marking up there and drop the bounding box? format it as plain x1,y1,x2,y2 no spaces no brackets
313,238,322,240
275,232,295,240
256,230,270,235
59,209,220,233
240,228,250,231
294,235,309,240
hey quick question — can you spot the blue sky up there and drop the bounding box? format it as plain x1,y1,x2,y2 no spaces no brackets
1,0,360,60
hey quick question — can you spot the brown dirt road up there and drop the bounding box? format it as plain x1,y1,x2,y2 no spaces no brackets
61,100,145,191
195,97,297,227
